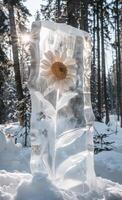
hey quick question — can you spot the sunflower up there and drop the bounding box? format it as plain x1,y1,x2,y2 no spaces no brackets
40,50,76,92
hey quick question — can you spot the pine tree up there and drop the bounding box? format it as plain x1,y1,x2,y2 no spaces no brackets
39,0,121,127
91,1,98,120
0,5,8,123
115,0,122,127
96,1,102,121
112,0,122,126
3,0,30,126
100,0,109,124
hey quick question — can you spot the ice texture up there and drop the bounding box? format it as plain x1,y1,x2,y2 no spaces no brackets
28,20,96,191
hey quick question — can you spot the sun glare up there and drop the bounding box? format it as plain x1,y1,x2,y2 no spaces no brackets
21,33,31,44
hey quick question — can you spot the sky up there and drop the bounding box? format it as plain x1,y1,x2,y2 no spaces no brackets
24,0,41,25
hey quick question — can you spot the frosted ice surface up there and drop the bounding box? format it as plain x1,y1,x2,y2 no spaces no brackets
41,21,90,37
29,20,96,192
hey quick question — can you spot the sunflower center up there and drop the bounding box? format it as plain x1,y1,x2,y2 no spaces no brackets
51,62,67,80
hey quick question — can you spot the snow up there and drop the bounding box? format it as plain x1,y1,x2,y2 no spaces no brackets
0,129,30,172
0,117,122,199
94,119,122,185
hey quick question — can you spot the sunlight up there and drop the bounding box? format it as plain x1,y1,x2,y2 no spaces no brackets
20,33,31,44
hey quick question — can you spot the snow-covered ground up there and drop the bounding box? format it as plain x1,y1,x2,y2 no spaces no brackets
94,118,122,185
0,117,122,200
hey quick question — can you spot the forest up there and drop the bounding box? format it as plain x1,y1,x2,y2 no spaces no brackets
0,0,122,200
0,0,122,130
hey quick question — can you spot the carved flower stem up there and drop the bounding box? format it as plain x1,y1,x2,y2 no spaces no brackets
53,89,60,178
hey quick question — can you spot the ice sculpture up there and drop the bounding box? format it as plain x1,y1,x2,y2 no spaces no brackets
28,20,96,192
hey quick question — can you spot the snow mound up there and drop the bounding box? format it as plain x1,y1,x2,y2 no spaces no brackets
0,171,31,200
105,186,122,200
14,174,64,200
95,121,122,184
0,118,122,199
0,132,30,172
0,171,122,200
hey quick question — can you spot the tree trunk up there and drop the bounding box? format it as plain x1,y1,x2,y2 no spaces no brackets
0,67,6,124
100,1,109,124
115,18,120,120
116,0,122,127
120,2,122,127
91,2,97,120
80,0,89,32
56,0,60,21
93,3,96,67
96,2,102,121
8,3,25,126
67,0,79,28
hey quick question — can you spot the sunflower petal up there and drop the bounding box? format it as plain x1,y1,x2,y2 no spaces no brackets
60,51,66,61
41,59,50,67
40,50,76,92
44,51,54,62
64,58,76,66
54,50,61,62
61,81,69,92
65,78,74,87
40,70,50,77
67,73,76,79
68,68,76,74
54,80,62,91
55,80,61,92
66,76,76,85
47,75,56,86
41,64,49,70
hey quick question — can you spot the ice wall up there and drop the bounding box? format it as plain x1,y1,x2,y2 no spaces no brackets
28,20,96,192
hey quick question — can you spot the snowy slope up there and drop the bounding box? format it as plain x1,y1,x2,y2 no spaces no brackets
94,120,122,185
0,119,122,200
0,171,122,200
0,131,30,172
